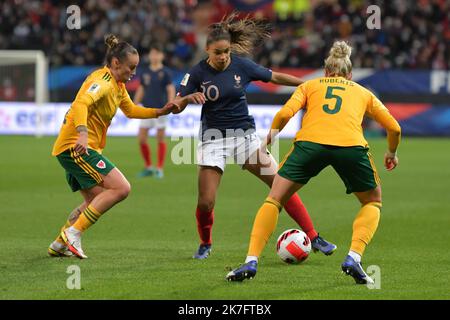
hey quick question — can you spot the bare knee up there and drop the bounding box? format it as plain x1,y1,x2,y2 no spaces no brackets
197,199,215,212
138,136,147,145
368,187,382,204
356,186,382,205
156,135,165,144
362,198,382,207
81,186,103,205
138,130,148,145
115,181,131,201
84,193,98,204
83,198,93,207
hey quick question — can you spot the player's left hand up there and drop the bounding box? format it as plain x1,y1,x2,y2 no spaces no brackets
262,129,278,150
384,152,398,171
260,136,270,152
158,102,179,116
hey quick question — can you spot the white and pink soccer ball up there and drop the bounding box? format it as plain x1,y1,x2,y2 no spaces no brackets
276,229,311,264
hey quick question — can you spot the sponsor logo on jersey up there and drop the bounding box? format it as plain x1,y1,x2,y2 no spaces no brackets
87,83,101,94
96,160,106,169
181,73,190,86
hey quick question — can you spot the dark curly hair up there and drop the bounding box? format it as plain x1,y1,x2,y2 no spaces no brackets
206,13,271,55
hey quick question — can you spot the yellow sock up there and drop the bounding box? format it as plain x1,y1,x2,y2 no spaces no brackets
72,205,102,232
247,197,282,257
350,202,381,256
55,220,72,244
61,220,71,232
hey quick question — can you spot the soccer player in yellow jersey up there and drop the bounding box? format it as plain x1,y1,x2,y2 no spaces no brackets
227,41,401,284
48,35,205,259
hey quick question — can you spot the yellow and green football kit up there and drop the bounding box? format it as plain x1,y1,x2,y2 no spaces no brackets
275,76,400,191
53,66,161,192
53,66,158,156
52,66,163,237
248,77,401,259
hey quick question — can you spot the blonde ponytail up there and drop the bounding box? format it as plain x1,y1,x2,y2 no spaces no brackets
324,41,352,77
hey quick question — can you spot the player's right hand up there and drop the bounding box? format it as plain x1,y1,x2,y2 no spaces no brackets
74,132,89,155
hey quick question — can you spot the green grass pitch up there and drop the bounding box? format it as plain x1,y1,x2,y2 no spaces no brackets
0,135,449,300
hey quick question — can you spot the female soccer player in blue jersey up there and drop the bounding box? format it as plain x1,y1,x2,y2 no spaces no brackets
134,44,176,179
175,14,336,260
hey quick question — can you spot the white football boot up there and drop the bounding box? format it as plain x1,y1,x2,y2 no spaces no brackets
48,240,74,257
61,227,88,259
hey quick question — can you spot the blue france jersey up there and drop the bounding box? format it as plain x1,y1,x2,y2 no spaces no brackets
178,54,272,138
140,66,172,108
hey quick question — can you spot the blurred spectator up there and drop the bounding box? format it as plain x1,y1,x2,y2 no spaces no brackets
0,78,18,101
0,0,199,68
253,0,450,69
0,0,448,70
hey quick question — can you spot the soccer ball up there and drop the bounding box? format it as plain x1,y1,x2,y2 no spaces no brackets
276,229,311,264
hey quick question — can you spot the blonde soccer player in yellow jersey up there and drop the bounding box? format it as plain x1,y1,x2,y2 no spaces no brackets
48,35,205,259
226,41,401,284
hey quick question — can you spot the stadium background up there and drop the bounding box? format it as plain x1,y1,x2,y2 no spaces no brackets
0,0,449,301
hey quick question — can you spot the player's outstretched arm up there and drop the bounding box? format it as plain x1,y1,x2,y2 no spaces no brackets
171,92,206,114
270,71,304,87
120,89,176,119
155,101,179,116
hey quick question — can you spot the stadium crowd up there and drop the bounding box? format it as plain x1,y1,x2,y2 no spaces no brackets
0,0,448,70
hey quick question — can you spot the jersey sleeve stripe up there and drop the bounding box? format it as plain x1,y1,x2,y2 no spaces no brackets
101,72,111,82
